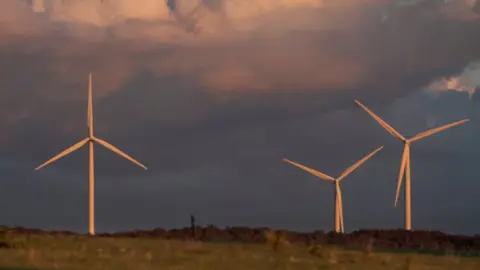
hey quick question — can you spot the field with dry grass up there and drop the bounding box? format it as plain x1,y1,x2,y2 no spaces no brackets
0,232,479,270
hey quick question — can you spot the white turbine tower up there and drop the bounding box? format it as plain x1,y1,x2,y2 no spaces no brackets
283,146,384,233
355,100,469,231
35,72,147,236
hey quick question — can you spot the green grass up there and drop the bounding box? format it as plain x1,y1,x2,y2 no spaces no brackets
0,234,478,270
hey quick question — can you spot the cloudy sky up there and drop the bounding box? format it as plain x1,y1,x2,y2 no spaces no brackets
0,0,479,235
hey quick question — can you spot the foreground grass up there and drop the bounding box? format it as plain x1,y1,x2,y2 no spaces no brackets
0,234,478,270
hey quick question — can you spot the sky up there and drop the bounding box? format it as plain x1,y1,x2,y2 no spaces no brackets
0,0,480,235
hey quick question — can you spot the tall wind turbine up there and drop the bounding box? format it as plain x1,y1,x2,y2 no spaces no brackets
355,100,469,231
283,146,384,233
35,72,147,236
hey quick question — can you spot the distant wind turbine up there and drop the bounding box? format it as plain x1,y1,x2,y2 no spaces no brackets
35,72,147,236
283,146,384,233
355,100,469,231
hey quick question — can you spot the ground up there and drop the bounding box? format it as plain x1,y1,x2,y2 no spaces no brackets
0,233,479,270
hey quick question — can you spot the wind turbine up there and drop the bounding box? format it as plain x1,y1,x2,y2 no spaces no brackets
355,100,469,231
283,146,384,233
35,72,147,236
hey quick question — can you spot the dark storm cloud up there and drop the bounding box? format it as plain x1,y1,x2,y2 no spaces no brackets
0,1,479,234
4,90,478,234
1,90,479,234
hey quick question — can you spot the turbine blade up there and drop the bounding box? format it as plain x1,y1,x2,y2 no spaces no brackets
35,138,89,170
355,100,405,141
283,158,335,181
93,137,147,170
394,144,408,207
409,119,470,143
337,146,384,181
336,183,345,233
88,72,94,136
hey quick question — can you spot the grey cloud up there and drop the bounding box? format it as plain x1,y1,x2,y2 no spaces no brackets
1,89,479,234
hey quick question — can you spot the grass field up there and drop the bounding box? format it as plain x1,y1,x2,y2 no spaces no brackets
0,233,479,270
